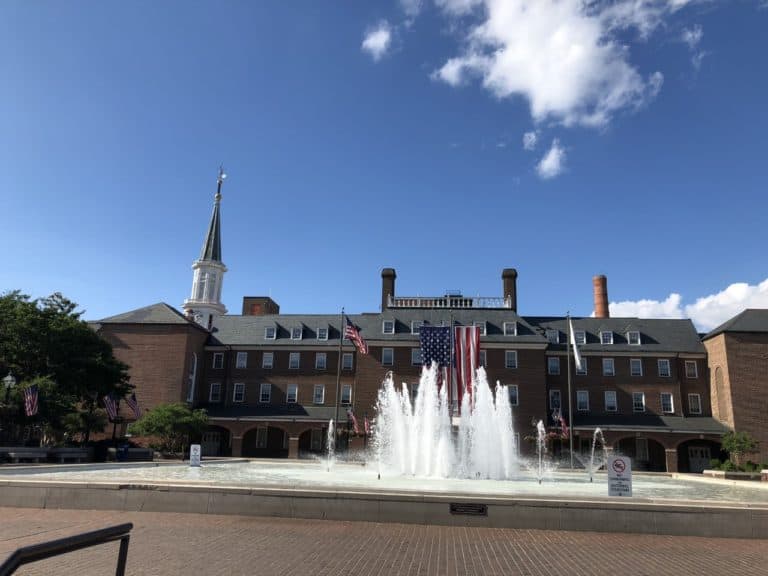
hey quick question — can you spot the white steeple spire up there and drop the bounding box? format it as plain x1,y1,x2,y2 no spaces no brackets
183,168,228,329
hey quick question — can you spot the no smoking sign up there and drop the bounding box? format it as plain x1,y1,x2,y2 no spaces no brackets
608,455,632,497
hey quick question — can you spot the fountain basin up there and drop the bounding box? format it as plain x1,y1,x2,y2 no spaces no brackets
1,460,767,539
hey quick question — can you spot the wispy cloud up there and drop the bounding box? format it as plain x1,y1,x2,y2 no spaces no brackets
681,24,707,69
522,130,538,151
607,278,768,331
400,0,423,18
362,21,393,62
536,139,566,179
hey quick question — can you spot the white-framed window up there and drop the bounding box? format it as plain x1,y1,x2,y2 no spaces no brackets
411,348,422,366
411,321,423,335
658,359,671,378
478,350,486,367
382,320,395,334
291,326,303,340
605,390,617,412
342,353,353,370
264,326,276,340
289,352,300,370
630,358,643,377
549,389,561,411
341,384,352,405
661,393,674,414
382,348,394,366
256,427,268,449
503,321,517,336
576,390,589,411
209,382,221,403
600,331,614,345
547,357,560,375
603,358,615,376
233,382,245,403
627,331,641,345
574,330,586,345
685,360,698,378
313,384,325,405
505,350,518,369
262,352,274,369
315,353,327,370
286,383,298,404
317,327,328,341
235,352,248,369
546,329,559,344
576,356,588,375
473,321,486,336
688,393,702,415
259,383,271,403
213,353,224,369
633,392,645,412
508,385,519,406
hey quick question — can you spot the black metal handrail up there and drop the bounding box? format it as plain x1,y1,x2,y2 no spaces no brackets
0,523,132,576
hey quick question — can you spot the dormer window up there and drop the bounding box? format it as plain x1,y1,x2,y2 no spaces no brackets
411,321,423,335
473,321,486,336
382,320,395,334
503,321,517,336
600,331,613,345
317,327,328,341
546,329,559,344
627,331,641,345
574,330,586,345
291,327,303,340
264,326,276,340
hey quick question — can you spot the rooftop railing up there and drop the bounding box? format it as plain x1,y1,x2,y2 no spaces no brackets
388,295,512,309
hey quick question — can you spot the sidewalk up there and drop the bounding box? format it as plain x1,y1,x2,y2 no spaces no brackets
0,507,765,575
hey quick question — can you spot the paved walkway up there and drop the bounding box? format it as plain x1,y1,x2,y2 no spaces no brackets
0,507,766,575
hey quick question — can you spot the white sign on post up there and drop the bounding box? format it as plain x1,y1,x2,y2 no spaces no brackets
607,455,632,497
190,444,202,467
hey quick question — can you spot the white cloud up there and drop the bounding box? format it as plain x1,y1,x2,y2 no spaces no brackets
536,138,565,179
607,278,768,331
432,0,684,127
681,25,707,69
400,0,423,17
362,21,393,62
522,130,538,151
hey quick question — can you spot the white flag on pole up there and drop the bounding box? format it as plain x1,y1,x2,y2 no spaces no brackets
569,317,583,372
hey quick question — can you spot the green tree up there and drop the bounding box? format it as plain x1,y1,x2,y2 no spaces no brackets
130,403,208,457
721,431,759,462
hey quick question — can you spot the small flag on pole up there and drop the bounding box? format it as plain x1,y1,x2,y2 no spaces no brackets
344,316,369,355
559,413,570,438
103,395,118,421
364,416,371,436
347,408,360,435
23,385,38,417
569,317,583,372
125,393,142,419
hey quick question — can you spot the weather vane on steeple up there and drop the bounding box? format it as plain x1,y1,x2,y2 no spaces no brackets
216,165,227,200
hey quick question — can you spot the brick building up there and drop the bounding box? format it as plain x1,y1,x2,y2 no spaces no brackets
93,172,737,472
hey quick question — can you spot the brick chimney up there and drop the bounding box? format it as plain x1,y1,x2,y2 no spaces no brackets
381,268,396,311
593,275,609,318
502,268,518,312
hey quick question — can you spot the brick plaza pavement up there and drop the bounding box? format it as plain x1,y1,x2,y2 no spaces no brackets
0,507,766,575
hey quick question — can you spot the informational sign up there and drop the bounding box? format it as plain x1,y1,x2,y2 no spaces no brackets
190,444,202,467
607,455,632,497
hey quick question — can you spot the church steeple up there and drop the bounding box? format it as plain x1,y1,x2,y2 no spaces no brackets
183,168,228,329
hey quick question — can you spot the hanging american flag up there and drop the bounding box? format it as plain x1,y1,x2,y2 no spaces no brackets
23,385,38,417
453,326,480,409
344,316,369,355
103,395,118,421
346,408,360,435
125,393,142,419
420,325,452,404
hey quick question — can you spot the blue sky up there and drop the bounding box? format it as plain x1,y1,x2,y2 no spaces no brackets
1,1,766,330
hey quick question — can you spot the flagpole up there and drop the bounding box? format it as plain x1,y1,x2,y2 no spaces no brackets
334,308,344,446
567,312,574,469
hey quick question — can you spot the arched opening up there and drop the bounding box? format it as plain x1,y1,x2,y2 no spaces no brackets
201,425,231,457
298,426,328,459
615,437,666,471
242,426,289,458
676,439,724,473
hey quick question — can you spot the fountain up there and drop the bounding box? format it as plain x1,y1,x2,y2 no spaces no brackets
587,428,608,483
326,419,335,472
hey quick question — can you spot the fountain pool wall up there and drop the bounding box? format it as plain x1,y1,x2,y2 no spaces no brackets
1,460,767,539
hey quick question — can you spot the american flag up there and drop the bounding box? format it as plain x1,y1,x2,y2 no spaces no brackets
364,415,371,436
103,395,118,421
347,409,360,435
125,393,142,419
23,385,38,417
420,326,452,405
344,316,369,355
559,414,569,438
453,326,480,408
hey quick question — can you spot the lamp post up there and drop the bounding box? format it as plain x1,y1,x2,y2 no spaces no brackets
2,372,15,404
2,372,17,444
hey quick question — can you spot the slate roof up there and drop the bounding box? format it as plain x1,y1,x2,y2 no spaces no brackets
206,404,338,421
703,308,768,340
199,197,222,262
572,414,729,435
96,302,203,328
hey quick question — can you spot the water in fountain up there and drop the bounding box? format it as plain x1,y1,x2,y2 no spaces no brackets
535,420,546,484
326,419,335,471
587,427,608,482
373,364,520,479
